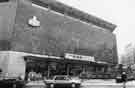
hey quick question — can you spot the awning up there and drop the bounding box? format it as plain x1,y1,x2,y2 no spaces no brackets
24,55,110,66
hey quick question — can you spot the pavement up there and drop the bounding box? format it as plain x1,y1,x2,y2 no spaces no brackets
81,79,116,86
81,79,135,88
82,79,135,85
25,79,135,88
25,81,46,88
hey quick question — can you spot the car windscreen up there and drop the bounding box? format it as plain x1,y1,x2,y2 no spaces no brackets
55,76,68,80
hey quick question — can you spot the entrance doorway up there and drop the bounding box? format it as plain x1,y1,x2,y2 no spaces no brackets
25,59,48,80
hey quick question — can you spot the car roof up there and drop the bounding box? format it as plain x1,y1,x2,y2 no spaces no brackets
54,75,69,77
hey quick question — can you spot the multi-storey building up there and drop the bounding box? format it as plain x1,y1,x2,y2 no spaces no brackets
0,0,117,79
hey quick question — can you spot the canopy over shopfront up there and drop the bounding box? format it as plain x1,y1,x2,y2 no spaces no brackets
24,54,110,66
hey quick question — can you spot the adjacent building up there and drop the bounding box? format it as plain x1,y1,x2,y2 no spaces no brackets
121,44,135,65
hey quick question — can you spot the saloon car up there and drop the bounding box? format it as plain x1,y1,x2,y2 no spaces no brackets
45,75,81,88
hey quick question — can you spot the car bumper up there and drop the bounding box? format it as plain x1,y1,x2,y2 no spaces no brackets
46,83,80,88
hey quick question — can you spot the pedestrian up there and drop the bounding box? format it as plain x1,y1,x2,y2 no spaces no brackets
28,70,37,81
121,72,127,88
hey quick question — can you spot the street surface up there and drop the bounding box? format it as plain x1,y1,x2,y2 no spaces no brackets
25,79,135,88
81,79,135,88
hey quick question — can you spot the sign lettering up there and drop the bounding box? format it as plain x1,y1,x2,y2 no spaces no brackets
65,53,95,62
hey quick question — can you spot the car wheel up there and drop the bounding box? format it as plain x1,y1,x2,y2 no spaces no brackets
50,84,54,88
72,83,76,88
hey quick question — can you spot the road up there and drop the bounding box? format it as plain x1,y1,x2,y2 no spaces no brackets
81,79,135,88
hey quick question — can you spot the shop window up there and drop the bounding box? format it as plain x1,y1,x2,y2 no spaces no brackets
86,66,95,72
0,40,11,50
97,67,102,72
0,68,2,73
0,0,9,2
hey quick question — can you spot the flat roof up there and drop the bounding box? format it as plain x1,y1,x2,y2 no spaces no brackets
30,0,117,32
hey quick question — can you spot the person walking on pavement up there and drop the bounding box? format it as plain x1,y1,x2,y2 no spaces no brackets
121,72,127,88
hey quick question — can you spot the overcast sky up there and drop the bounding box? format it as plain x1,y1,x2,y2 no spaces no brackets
57,0,135,56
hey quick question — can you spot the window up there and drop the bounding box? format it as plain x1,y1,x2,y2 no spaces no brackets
0,0,9,2
55,76,69,80
0,68,2,74
55,77,66,80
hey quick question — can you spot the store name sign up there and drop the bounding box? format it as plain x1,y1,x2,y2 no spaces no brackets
65,53,95,62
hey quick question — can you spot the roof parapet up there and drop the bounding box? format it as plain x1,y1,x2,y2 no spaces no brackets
30,0,117,32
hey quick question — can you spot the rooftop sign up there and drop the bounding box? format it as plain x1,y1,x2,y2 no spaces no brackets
65,53,95,62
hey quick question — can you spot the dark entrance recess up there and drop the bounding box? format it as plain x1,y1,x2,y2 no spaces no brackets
24,56,86,79
24,55,113,79
24,58,48,80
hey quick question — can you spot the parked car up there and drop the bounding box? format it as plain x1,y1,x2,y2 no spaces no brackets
44,75,81,88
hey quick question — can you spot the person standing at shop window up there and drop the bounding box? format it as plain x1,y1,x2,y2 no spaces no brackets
28,70,36,81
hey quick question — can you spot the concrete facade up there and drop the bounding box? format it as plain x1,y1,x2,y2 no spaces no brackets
0,0,117,65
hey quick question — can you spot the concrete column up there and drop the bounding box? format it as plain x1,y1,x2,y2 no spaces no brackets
102,67,105,72
107,66,111,72
67,64,70,75
95,66,99,73
82,65,86,73
47,64,50,78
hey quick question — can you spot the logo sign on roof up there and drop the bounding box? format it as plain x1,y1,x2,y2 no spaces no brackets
65,53,95,62
28,16,40,27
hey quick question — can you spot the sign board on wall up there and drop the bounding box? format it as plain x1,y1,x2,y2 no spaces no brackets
65,53,95,62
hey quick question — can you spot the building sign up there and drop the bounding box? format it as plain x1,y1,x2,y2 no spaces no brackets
97,61,107,64
28,16,40,27
65,53,95,62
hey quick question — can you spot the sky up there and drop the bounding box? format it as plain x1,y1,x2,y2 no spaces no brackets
57,0,135,56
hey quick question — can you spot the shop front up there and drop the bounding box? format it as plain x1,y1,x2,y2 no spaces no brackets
24,56,84,79
24,53,114,80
